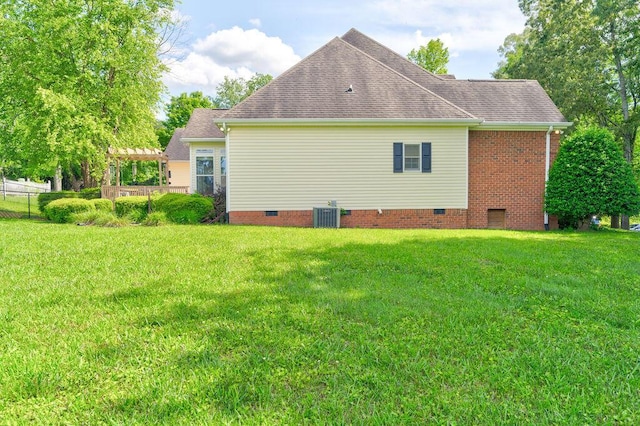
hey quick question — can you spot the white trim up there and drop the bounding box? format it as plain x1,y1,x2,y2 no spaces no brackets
217,118,483,127
476,121,572,131
544,126,553,229
225,129,231,214
181,138,225,143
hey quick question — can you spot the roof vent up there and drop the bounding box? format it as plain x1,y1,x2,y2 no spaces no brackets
345,84,353,93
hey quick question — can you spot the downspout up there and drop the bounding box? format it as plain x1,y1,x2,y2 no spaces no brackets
222,123,230,222
544,126,553,230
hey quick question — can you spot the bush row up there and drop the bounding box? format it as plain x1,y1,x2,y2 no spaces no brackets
43,191,215,225
112,193,213,224
43,198,112,223
38,187,102,212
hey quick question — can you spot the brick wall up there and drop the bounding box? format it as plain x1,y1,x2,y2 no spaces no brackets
229,130,561,230
467,130,559,230
230,209,467,228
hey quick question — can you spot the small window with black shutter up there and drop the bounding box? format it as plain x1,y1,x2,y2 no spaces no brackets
393,142,431,173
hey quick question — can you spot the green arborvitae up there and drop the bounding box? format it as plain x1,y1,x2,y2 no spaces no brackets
545,126,640,228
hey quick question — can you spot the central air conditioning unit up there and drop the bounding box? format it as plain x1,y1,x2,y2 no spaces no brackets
313,206,340,228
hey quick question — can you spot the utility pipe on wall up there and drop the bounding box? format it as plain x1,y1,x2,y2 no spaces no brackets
544,126,553,230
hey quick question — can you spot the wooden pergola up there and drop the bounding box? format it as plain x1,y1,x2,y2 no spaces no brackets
101,147,189,200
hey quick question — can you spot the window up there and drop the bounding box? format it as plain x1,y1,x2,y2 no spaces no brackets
404,144,420,171
196,155,214,196
393,142,431,173
220,149,226,187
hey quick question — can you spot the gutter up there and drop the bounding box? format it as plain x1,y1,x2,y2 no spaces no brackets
544,126,553,230
180,137,225,143
476,121,572,131
215,117,484,127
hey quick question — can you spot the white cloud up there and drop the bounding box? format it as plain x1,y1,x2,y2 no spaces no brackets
370,0,525,54
163,26,301,95
249,18,262,28
193,26,300,74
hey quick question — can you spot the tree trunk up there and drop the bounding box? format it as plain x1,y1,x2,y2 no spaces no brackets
54,165,62,191
611,215,620,229
621,215,630,230
81,160,97,188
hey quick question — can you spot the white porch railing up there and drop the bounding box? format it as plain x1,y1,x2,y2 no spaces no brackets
101,185,189,201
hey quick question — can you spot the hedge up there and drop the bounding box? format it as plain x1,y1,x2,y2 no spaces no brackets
44,198,95,223
79,187,101,200
92,198,113,212
155,193,213,224
38,191,79,212
114,195,154,220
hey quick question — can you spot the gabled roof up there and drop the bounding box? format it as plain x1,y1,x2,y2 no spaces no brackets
182,108,227,139
164,128,188,161
218,28,569,127
222,37,477,122
340,28,568,125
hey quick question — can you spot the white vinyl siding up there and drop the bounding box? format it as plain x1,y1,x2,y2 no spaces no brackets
227,125,468,211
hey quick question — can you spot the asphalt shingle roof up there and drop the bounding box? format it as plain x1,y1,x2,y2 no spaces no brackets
222,37,475,120
218,28,568,125
341,29,567,124
164,128,188,161
182,108,227,139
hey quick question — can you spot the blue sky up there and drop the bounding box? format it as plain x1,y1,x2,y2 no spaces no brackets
163,0,527,98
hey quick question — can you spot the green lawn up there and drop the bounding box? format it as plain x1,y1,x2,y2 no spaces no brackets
1,221,639,424
0,195,40,217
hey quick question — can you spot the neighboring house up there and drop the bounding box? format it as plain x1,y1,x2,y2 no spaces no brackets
164,128,189,188
194,29,571,230
179,108,227,196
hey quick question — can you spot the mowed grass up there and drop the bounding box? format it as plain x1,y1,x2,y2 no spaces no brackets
0,221,639,424
0,195,40,217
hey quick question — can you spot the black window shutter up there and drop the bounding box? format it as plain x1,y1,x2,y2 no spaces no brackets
422,142,432,173
393,143,403,173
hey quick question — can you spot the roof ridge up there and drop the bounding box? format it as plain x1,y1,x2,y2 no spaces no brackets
341,28,446,82
335,35,477,120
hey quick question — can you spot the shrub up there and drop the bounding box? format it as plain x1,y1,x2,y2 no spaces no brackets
155,193,213,224
38,191,79,212
92,198,113,212
203,186,227,223
44,198,95,223
79,187,101,200
142,211,169,226
546,126,640,229
71,210,128,227
114,196,152,220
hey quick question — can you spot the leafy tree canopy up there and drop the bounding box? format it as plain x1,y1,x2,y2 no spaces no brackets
215,73,273,109
407,39,449,74
0,0,176,185
545,126,640,228
157,91,216,149
494,0,640,164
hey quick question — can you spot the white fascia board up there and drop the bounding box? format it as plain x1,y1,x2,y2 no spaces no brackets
215,118,483,127
475,121,573,131
180,138,225,144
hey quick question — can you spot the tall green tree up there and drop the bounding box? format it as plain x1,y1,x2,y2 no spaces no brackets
495,0,640,228
545,126,640,228
215,73,272,109
407,39,449,74
494,0,640,163
157,91,217,149
0,0,175,187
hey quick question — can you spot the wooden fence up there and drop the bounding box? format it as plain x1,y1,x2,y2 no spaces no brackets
101,185,189,201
